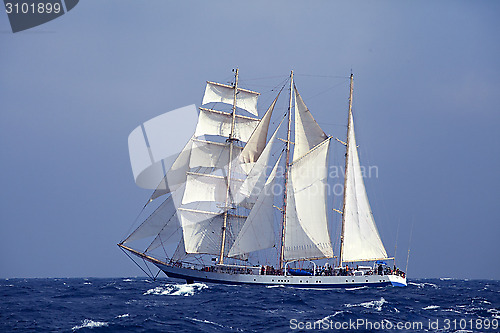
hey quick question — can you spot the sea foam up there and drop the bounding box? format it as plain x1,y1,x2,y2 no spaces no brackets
144,282,207,296
72,319,108,330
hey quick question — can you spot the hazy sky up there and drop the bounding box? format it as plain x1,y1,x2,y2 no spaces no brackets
1,1,499,279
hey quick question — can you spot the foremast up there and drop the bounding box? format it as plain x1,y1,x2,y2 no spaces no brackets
339,73,354,266
219,68,239,265
279,70,294,270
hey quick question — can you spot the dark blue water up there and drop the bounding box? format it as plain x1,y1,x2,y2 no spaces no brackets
1,278,498,332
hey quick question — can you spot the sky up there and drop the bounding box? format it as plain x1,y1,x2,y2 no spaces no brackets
1,1,499,279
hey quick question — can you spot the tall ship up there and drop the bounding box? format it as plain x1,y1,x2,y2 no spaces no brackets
119,70,407,288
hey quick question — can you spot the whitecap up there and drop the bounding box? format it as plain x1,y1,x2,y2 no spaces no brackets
122,279,133,282
266,284,285,288
423,305,440,310
345,297,387,311
487,309,500,319
408,282,438,289
314,311,345,325
144,283,207,296
439,277,452,280
116,314,129,318
187,317,225,328
83,282,92,285
72,319,108,330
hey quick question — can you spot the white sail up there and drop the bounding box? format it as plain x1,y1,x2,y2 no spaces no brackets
236,120,282,208
190,139,232,169
239,93,279,171
178,208,246,256
228,156,281,257
284,138,333,261
293,86,328,161
171,236,188,261
182,173,228,205
145,213,183,252
195,108,259,142
149,138,193,202
178,208,223,255
342,112,388,262
124,191,180,244
202,81,260,116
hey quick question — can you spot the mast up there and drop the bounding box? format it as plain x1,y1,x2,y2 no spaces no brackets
339,73,354,266
279,70,294,270
219,68,239,264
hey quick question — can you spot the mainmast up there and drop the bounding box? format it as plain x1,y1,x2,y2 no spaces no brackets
279,70,294,270
219,68,239,264
339,73,354,266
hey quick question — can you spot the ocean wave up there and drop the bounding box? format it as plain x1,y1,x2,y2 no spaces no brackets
72,319,108,330
314,311,345,324
423,305,440,310
187,317,225,328
144,283,207,296
3,278,499,332
345,286,368,291
186,317,244,331
344,297,387,311
408,282,438,289
487,309,500,319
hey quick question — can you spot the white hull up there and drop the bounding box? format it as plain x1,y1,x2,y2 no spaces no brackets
154,262,407,288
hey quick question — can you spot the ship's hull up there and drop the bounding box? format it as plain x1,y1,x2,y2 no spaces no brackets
154,262,407,288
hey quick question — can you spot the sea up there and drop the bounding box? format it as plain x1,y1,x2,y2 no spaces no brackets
1,278,498,332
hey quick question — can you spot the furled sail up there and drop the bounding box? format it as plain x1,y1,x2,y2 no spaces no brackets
228,156,281,257
202,81,260,116
293,86,328,161
195,108,259,142
284,138,334,261
342,112,388,262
